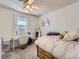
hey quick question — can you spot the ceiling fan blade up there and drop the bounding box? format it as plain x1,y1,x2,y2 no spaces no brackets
32,6,39,9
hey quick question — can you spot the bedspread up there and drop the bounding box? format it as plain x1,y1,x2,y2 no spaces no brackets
35,36,78,59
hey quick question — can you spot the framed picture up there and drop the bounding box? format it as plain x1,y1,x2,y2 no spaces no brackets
42,17,50,26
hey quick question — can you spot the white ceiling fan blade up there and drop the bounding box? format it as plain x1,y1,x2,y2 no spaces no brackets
32,6,39,9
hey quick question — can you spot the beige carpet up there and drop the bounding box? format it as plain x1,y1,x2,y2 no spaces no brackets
3,44,40,59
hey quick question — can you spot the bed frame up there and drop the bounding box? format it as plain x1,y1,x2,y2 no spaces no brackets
36,45,57,59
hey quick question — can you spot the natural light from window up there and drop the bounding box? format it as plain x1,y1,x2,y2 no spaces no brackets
14,16,28,36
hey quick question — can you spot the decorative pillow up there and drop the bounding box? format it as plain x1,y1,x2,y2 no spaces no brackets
61,31,68,36
63,29,79,41
59,35,64,39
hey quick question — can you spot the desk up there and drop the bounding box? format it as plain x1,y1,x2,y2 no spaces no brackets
12,35,29,51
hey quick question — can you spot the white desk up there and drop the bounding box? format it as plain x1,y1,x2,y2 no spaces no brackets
12,35,30,51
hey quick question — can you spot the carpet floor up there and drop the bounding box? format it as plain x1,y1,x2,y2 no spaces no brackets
3,44,40,59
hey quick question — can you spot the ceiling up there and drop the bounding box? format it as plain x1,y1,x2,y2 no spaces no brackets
0,0,79,16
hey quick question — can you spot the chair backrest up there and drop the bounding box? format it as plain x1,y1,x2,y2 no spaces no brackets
0,38,2,59
19,36,28,45
0,38,4,51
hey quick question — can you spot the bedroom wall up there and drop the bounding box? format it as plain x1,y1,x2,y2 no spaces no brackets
0,6,39,41
40,1,79,36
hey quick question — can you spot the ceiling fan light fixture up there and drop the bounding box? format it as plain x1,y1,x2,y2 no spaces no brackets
32,6,39,9
24,0,39,12
24,6,33,12
28,0,34,4
29,7,33,12
24,1,33,12
25,5,31,9
24,9,29,12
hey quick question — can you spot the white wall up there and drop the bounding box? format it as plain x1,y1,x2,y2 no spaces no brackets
40,1,79,36
28,16,40,38
0,6,39,41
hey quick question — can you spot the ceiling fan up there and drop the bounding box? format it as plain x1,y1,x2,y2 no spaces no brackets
23,0,39,12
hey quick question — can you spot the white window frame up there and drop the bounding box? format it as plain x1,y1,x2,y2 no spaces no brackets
13,16,29,36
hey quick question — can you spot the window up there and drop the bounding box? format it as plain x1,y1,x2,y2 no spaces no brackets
14,16,28,36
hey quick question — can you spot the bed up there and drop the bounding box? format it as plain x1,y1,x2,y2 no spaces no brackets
35,29,79,59
36,45,57,59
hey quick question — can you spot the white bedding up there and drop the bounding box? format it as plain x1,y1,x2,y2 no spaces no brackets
35,36,78,59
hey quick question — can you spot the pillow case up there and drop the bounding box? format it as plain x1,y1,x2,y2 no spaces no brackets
63,29,79,41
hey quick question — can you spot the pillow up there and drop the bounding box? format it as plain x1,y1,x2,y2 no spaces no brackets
61,31,68,36
59,35,64,39
73,38,79,42
63,29,79,41
47,32,64,39
47,32,60,36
